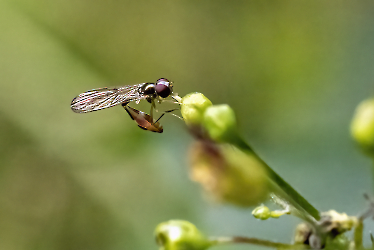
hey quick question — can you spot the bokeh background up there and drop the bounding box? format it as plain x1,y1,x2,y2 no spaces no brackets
1,1,374,249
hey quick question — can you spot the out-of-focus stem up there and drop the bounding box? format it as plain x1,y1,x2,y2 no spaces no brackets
210,236,309,249
354,219,363,249
372,160,374,194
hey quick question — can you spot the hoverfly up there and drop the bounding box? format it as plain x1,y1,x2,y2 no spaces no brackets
71,78,180,133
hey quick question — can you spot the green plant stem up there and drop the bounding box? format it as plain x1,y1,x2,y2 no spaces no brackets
353,219,363,249
373,159,374,194
228,133,321,222
210,236,309,249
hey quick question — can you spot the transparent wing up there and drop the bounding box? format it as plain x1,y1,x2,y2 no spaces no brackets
71,84,146,113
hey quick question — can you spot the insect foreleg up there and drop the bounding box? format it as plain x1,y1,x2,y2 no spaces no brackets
155,108,182,123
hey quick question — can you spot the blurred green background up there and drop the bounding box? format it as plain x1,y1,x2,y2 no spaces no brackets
1,1,374,249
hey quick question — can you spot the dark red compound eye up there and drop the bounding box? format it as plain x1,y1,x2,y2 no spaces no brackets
155,78,172,98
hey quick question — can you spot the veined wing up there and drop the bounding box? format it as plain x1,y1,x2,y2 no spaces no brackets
71,84,145,113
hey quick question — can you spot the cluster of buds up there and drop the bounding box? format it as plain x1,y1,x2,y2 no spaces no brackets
293,210,358,249
154,92,374,249
180,93,270,207
153,93,273,250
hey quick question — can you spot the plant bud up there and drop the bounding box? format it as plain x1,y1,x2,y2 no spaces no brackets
252,205,271,220
154,220,211,250
189,141,270,207
181,93,212,125
203,104,237,143
351,98,374,156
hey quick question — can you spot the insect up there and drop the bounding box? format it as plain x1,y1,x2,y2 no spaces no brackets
71,78,180,132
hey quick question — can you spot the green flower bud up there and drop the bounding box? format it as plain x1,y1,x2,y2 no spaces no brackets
252,205,271,220
203,105,237,143
325,235,350,250
154,220,212,250
351,98,374,156
181,93,213,125
189,141,270,207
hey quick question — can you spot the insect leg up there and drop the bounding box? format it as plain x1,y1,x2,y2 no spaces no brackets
158,95,182,105
171,94,182,104
155,108,182,123
161,99,181,105
150,99,156,121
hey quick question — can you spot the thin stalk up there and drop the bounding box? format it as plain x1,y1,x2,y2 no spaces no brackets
228,133,320,222
373,159,374,194
210,236,309,249
353,219,363,249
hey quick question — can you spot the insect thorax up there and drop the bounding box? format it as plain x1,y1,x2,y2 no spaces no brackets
141,83,156,95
